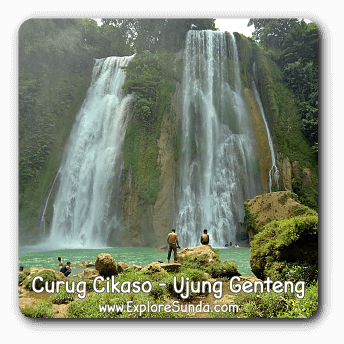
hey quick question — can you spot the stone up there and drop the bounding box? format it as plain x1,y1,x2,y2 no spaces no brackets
291,161,301,180
80,268,100,280
235,222,248,241
282,157,292,191
94,253,117,276
243,87,273,193
141,262,169,274
244,191,317,241
177,245,218,263
302,167,312,187
117,261,130,273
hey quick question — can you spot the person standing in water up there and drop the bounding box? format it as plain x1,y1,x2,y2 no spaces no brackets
167,229,180,263
201,229,209,245
57,257,64,266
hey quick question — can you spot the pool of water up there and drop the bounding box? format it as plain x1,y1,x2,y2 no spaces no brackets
18,246,253,276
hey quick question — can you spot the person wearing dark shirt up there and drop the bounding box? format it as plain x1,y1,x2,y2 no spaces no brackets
60,262,71,277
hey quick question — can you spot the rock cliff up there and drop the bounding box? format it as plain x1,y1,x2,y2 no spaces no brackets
244,191,317,241
244,87,272,193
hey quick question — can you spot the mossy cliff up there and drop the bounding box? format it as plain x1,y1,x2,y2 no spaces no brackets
234,33,318,210
244,191,317,241
249,212,318,284
115,51,183,247
244,191,318,287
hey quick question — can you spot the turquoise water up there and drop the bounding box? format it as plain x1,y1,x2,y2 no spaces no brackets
18,246,253,276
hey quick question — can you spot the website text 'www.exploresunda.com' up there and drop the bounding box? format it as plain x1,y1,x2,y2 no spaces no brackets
98,300,238,316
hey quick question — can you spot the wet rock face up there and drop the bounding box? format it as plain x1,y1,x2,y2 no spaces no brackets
243,88,272,193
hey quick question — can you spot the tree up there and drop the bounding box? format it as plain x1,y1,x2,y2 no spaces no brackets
248,19,299,49
280,21,318,147
101,18,217,53
249,18,318,149
79,19,134,57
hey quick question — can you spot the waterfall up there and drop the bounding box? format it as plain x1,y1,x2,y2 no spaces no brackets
175,31,262,248
40,165,63,234
47,55,135,249
251,63,279,192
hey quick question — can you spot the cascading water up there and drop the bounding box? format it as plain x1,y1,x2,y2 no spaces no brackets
47,55,135,249
251,63,279,192
40,165,63,234
175,31,262,248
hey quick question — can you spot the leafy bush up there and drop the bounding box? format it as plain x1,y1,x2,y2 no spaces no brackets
205,260,239,279
18,269,30,286
250,214,318,284
179,255,209,271
21,300,54,318
179,254,239,279
23,270,56,291
209,281,318,318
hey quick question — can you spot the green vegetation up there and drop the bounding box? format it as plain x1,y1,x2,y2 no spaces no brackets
101,19,216,53
21,300,55,318
23,270,56,291
19,19,98,237
233,32,254,88
122,51,177,204
49,285,76,304
210,281,318,318
19,252,317,318
255,44,318,210
179,254,240,279
18,18,217,238
18,269,30,286
244,202,259,235
249,213,318,284
249,19,318,151
19,17,318,264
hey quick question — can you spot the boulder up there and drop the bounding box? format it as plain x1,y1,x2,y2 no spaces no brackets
141,262,169,274
117,261,130,274
177,245,218,263
80,268,100,280
302,167,313,187
94,253,117,276
244,191,316,241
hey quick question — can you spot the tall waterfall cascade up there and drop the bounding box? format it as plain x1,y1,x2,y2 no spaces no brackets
47,55,135,249
251,63,279,192
175,31,264,248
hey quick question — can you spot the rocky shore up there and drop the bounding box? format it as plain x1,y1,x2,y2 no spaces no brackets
18,245,260,318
